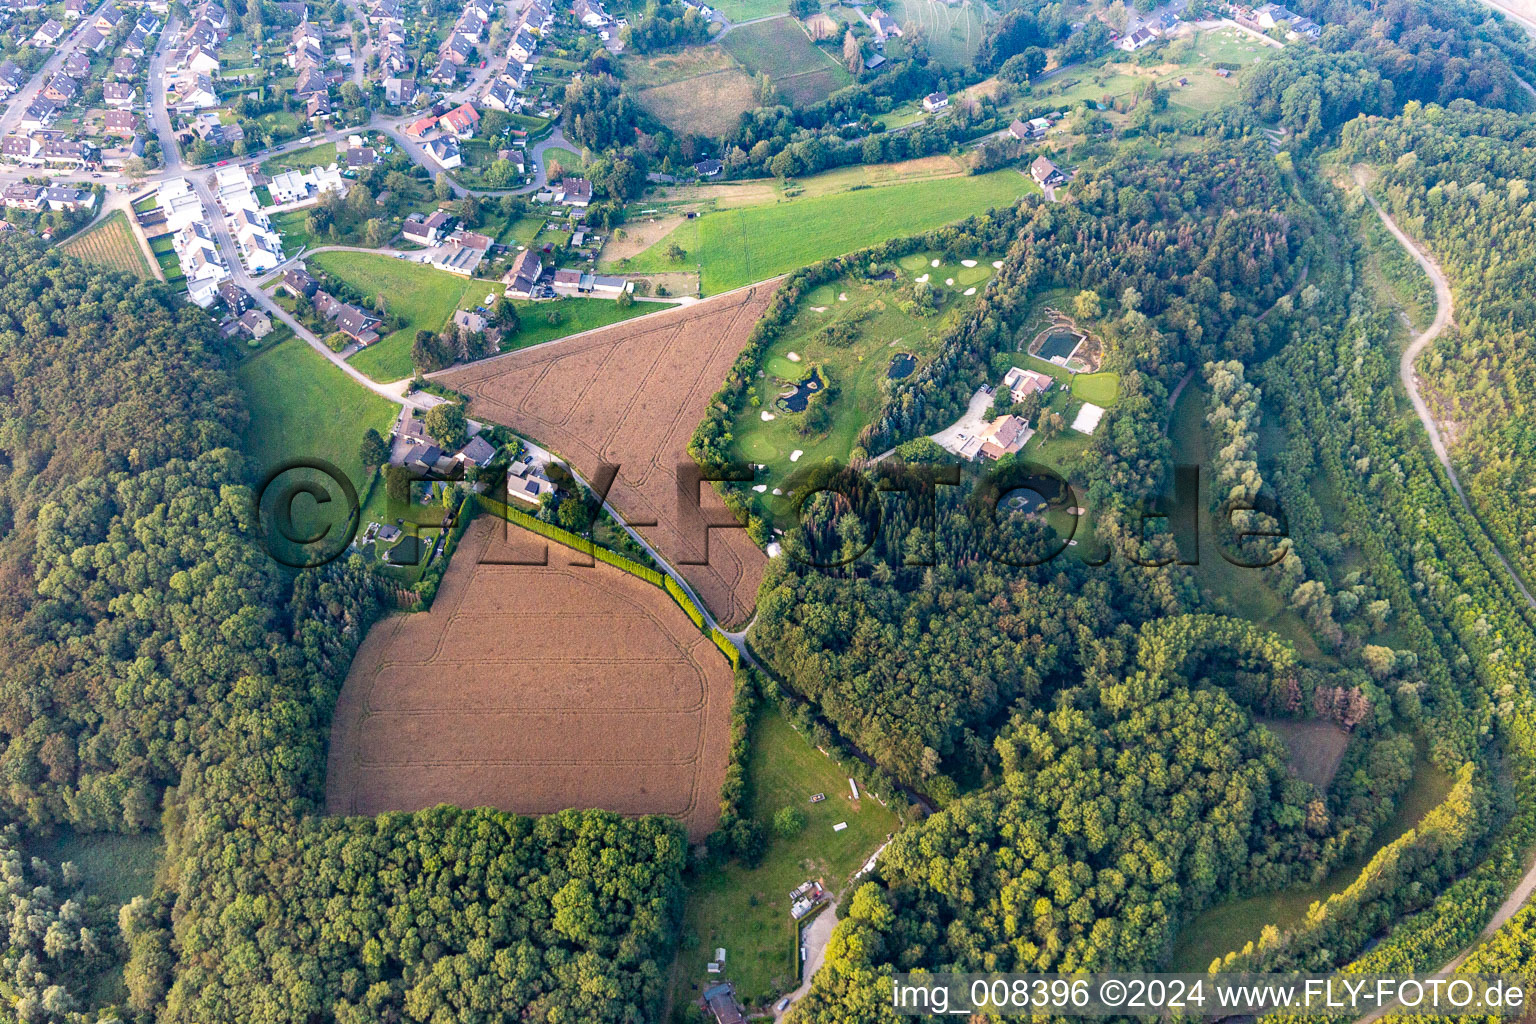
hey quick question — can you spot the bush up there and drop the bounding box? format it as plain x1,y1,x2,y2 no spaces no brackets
773,805,807,839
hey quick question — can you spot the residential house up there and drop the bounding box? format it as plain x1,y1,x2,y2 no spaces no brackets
405,113,438,138
31,18,64,45
77,26,106,52
42,73,79,104
483,77,516,111
281,266,319,298
1009,117,1049,141
1030,155,1064,186
63,0,86,18
111,56,138,76
440,102,479,138
501,248,543,297
862,7,900,39
18,99,60,131
1117,26,1157,50
552,177,592,207
454,435,496,468
428,229,491,275
218,278,250,312
550,268,628,298
314,291,383,345
401,209,452,244
440,33,474,65
168,73,219,110
701,982,747,1024
306,92,332,119
428,60,460,86
1002,366,1053,401
0,60,25,97
63,52,90,78
425,135,461,169
104,82,137,107
976,414,1031,460
344,145,376,169
239,309,273,339
266,164,346,205
293,64,327,97
94,4,122,31
453,309,489,336
694,158,722,178
506,456,556,503
104,110,139,136
508,24,536,62
404,443,444,471
574,0,610,28
922,91,948,112
378,40,411,74
384,75,416,105
0,183,43,209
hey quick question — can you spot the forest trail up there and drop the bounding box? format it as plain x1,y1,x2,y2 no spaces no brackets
1351,170,1536,1023
1354,167,1536,611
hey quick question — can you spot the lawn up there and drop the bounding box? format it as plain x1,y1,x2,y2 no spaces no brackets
672,707,901,1011
1071,370,1120,406
260,141,338,176
619,168,1032,293
720,16,850,104
61,210,154,279
709,0,788,19
311,251,667,381
541,146,586,174
732,254,996,519
235,333,400,492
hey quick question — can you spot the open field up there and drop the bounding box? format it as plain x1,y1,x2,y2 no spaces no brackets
438,285,776,627
61,211,155,279
710,0,788,19
260,141,338,176
624,46,760,134
1262,718,1350,790
673,707,900,1010
638,71,759,136
885,0,988,67
235,334,400,492
326,519,735,841
721,16,850,104
732,253,996,515
616,167,1032,293
311,252,662,381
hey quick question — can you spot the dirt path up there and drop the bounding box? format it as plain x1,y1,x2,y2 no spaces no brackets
1351,171,1536,1022
774,898,838,1022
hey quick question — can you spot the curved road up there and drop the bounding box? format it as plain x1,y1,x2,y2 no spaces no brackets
1352,171,1536,1022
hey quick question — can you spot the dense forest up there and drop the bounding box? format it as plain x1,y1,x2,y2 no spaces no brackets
0,238,687,1023
1337,103,1536,589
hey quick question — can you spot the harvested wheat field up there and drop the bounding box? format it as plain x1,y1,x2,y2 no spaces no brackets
437,284,775,627
327,519,735,840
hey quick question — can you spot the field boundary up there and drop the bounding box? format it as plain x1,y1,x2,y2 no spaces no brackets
476,495,739,668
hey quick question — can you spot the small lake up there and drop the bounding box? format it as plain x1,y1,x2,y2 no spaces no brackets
888,353,916,379
1167,740,1454,971
779,369,823,412
1036,327,1082,362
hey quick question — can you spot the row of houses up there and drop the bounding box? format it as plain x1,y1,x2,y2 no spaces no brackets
211,164,284,271
500,248,629,300
165,2,229,111
0,182,96,212
162,177,233,308
1,129,95,167
266,161,347,205
280,266,386,347
429,0,495,86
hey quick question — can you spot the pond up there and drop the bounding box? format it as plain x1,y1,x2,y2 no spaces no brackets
1167,739,1455,971
888,353,916,379
1001,486,1048,514
1035,327,1083,362
778,369,823,412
